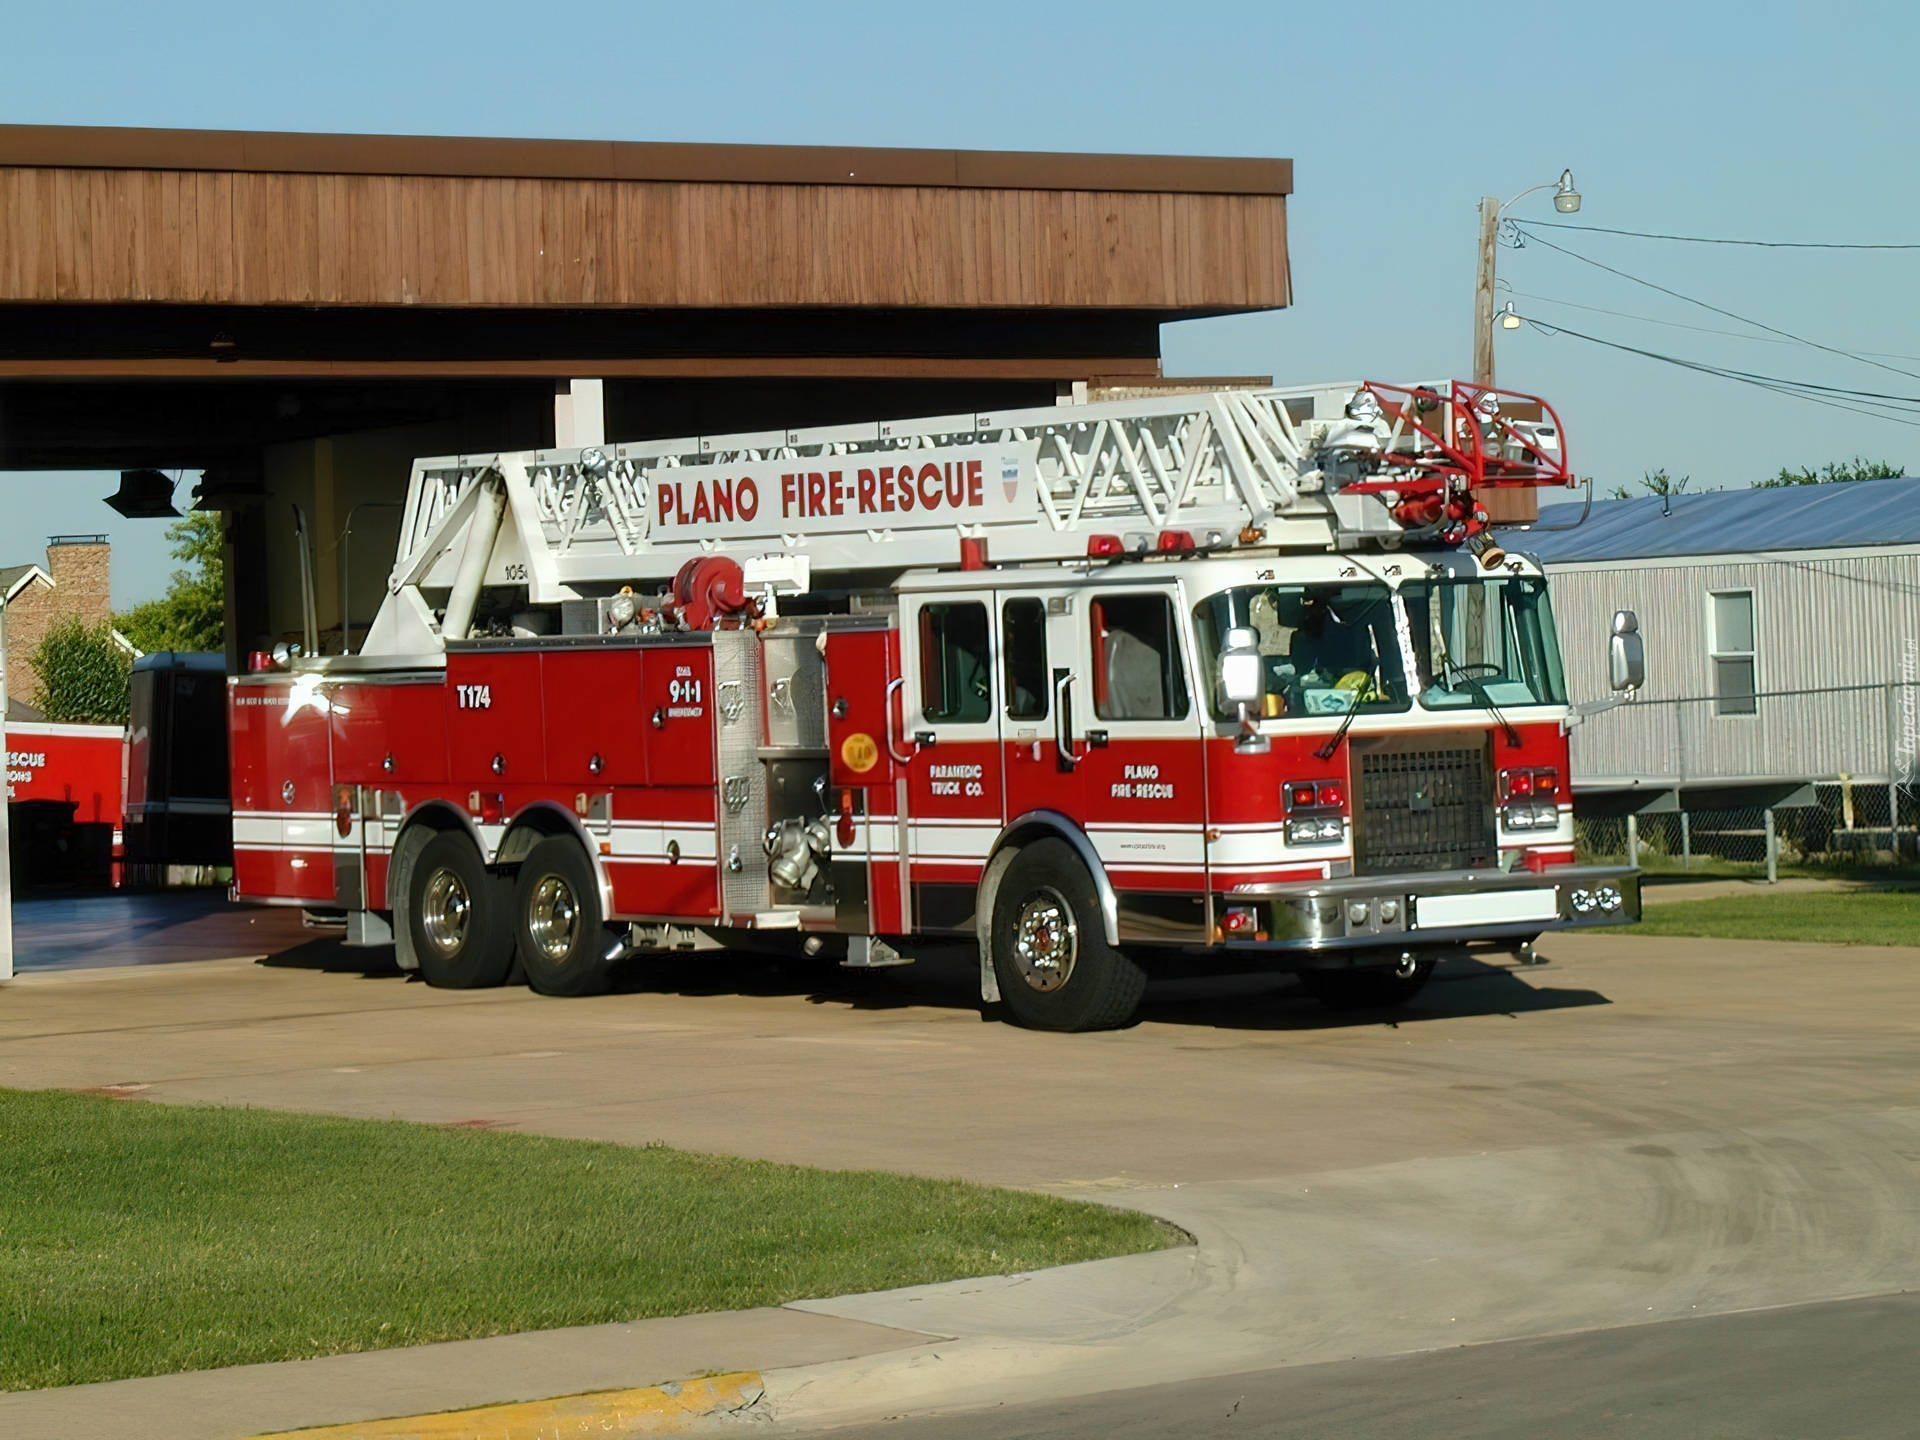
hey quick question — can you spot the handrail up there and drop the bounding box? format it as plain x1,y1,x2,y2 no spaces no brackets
1053,672,1081,770
884,677,914,764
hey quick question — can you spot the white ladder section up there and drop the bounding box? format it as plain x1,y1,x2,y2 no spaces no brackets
379,381,1429,617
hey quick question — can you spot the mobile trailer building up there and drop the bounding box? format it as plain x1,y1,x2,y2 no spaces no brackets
1521,478,1920,851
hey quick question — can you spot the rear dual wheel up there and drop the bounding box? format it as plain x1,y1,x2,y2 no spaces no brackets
408,830,616,997
512,836,617,997
408,831,516,989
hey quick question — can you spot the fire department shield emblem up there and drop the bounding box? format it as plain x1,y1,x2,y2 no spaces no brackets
1001,457,1021,503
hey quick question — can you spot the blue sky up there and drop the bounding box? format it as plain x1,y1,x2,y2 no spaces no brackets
3,0,1915,605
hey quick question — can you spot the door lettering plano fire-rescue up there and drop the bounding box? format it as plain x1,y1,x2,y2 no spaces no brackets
1074,589,1208,893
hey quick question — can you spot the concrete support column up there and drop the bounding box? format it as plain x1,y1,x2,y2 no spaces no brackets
1765,809,1778,884
1626,813,1638,867
554,379,606,449
1,596,12,982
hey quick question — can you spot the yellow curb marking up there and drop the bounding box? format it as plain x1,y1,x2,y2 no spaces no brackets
255,1369,764,1438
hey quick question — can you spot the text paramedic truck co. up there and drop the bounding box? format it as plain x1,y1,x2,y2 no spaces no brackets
229,380,1644,1031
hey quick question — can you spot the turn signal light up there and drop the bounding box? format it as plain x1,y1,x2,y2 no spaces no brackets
1284,780,1345,811
1499,766,1559,800
1087,534,1125,557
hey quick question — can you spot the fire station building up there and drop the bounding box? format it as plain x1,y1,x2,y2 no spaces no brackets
0,124,1293,669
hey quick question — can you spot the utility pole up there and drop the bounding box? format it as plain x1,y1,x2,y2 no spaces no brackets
1474,195,1501,388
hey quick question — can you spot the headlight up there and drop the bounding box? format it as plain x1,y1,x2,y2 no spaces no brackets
1570,888,1596,914
1502,801,1560,831
1287,816,1344,845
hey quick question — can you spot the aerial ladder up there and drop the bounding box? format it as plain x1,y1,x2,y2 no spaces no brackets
360,380,1573,655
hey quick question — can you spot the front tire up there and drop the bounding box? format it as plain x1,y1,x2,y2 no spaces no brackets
513,836,616,997
1299,957,1436,1011
408,831,516,989
989,838,1145,1032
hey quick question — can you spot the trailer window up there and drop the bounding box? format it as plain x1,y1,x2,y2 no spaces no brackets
918,601,992,724
1192,584,1409,721
1708,590,1756,716
1002,598,1048,719
1402,577,1568,709
1090,594,1189,721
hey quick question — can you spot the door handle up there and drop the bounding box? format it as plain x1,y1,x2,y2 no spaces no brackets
1053,671,1080,770
884,677,914,764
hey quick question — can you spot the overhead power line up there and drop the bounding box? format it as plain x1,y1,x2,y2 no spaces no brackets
1516,315,1920,430
1505,290,1920,363
1510,223,1920,386
1520,219,1920,250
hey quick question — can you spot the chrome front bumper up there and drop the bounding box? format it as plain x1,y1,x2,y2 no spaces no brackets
1219,864,1640,953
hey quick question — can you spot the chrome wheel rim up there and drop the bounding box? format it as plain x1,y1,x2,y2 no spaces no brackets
527,874,580,964
420,867,470,956
1013,887,1078,992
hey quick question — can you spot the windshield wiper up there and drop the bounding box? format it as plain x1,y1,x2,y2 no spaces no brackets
1314,692,1365,761
1443,660,1522,750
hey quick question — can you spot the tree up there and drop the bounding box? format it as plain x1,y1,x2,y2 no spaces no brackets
115,512,226,654
1608,468,1691,502
1752,457,1906,488
28,618,131,724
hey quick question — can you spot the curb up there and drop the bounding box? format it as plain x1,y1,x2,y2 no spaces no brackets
254,1370,765,1438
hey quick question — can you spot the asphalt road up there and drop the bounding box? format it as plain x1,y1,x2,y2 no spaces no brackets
810,1292,1920,1440
5,915,1920,1435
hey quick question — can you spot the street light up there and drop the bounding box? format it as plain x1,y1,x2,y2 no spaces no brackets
1475,168,1582,387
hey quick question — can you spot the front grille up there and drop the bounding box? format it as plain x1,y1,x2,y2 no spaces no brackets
1355,747,1495,874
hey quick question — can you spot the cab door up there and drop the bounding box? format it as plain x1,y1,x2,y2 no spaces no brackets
899,593,1004,933
998,589,1086,825
1072,584,1210,941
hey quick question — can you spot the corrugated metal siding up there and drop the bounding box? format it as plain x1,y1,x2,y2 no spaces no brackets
1546,550,1920,785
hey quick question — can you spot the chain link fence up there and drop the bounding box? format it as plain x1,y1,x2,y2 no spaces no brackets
1576,782,1920,877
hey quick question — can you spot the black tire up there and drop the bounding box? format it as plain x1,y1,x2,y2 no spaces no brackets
512,835,616,997
1299,958,1436,1011
408,830,516,989
989,838,1145,1032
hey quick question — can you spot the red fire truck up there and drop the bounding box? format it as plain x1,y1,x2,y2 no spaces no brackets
229,380,1642,1030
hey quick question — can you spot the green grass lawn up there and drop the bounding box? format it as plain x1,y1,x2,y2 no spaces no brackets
1631,891,1920,946
0,1089,1173,1391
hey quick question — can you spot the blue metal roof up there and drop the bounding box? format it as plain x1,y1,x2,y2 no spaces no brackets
1514,477,1920,563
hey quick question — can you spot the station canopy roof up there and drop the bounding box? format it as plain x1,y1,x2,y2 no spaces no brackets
1520,477,1920,564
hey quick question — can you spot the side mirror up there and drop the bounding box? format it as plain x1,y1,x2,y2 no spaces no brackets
1609,610,1645,692
1219,627,1263,704
1219,627,1271,753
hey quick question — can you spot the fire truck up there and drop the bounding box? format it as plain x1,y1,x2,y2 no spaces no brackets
229,380,1642,1030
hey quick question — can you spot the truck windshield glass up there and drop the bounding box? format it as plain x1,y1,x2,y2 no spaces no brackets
1402,577,1567,709
1193,584,1410,722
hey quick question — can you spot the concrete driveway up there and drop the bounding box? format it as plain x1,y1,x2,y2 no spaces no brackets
3,923,1918,1431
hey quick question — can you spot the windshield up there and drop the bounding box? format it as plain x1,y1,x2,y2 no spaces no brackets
1402,576,1568,709
1193,584,1412,721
